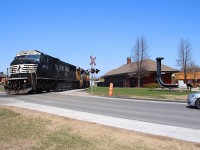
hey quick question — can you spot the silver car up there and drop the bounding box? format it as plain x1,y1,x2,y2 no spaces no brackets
187,92,200,109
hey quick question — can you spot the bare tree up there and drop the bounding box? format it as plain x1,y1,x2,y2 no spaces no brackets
132,35,149,87
176,38,192,83
187,61,200,72
187,61,200,82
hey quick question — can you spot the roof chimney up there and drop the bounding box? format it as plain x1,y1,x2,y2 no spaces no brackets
127,57,131,64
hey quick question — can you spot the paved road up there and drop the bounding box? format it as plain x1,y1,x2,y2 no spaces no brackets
0,91,199,130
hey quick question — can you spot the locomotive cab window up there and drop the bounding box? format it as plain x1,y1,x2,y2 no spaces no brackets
14,55,40,62
42,55,47,63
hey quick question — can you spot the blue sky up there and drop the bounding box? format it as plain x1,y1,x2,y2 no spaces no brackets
0,0,199,77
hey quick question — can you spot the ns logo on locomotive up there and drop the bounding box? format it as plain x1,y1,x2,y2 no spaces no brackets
4,50,90,94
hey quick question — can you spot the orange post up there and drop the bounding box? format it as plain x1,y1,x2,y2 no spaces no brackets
108,83,113,97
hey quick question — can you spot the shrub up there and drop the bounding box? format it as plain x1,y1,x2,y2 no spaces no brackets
143,83,161,88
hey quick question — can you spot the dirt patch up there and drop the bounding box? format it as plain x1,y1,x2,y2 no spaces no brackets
1,106,199,150
160,95,187,100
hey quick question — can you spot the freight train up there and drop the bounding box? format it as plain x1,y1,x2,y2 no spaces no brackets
4,50,90,94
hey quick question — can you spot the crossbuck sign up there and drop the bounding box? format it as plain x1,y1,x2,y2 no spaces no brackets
90,56,96,66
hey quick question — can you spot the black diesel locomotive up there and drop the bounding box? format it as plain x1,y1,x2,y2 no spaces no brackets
4,50,90,94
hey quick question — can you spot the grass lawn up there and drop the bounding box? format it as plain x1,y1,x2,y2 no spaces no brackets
86,87,195,100
0,86,4,92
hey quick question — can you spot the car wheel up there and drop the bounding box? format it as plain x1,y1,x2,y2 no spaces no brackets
195,99,200,109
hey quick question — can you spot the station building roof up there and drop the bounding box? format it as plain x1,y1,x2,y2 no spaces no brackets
102,58,178,78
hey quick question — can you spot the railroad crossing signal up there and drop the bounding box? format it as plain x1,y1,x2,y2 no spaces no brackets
89,55,100,96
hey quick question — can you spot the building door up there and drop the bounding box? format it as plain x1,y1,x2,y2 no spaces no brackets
129,78,136,87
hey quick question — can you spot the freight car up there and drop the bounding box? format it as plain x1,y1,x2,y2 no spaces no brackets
4,50,90,94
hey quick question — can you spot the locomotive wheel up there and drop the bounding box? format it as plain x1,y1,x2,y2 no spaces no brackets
36,89,42,93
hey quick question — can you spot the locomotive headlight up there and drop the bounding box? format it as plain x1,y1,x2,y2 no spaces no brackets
24,80,27,83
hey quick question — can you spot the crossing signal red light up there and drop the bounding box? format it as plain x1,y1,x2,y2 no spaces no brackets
95,69,100,74
91,68,95,73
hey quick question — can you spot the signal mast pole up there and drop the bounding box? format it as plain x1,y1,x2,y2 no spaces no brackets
90,55,96,95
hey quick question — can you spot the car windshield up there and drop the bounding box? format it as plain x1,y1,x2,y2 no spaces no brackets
15,55,41,62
